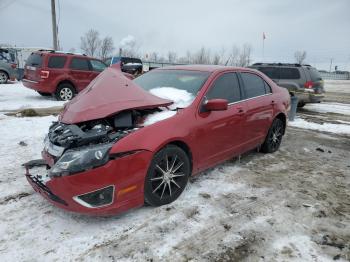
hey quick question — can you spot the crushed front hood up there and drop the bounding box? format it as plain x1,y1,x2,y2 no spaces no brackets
60,66,172,124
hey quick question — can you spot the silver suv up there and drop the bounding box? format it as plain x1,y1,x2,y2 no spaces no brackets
0,48,18,84
250,63,325,107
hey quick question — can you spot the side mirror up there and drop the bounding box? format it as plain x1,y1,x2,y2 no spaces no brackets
204,99,228,111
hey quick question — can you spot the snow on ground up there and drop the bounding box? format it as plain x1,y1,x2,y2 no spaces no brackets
0,81,349,261
289,117,350,135
0,82,65,111
303,102,350,116
324,80,350,93
1,115,349,261
293,80,350,135
0,114,56,197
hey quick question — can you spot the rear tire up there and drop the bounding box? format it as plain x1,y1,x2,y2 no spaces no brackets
0,71,8,84
55,83,75,101
261,118,285,153
144,145,190,206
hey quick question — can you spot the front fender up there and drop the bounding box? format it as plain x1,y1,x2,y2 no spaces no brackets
110,111,192,154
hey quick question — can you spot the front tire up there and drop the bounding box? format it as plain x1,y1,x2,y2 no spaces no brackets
144,145,190,206
261,118,285,153
0,71,8,84
55,83,75,101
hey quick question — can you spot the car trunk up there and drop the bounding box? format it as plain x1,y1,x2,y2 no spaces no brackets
24,53,44,82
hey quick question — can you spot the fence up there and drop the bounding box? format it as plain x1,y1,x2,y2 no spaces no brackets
319,72,350,80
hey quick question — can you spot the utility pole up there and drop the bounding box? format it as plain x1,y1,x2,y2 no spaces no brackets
329,58,333,73
51,0,58,51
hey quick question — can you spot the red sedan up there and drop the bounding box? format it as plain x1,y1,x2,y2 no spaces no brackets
25,65,290,215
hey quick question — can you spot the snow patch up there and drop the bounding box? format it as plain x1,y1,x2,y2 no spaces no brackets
289,117,350,135
149,87,195,109
0,82,65,111
272,235,330,262
143,87,195,126
143,110,177,126
324,80,350,94
304,102,350,116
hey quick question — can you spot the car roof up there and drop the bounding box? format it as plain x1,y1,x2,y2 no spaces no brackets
32,50,96,60
156,64,248,73
251,63,315,69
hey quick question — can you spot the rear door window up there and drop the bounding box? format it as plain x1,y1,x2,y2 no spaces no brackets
258,67,279,79
70,58,90,71
279,68,300,79
241,73,266,98
48,56,66,68
90,60,106,72
26,53,43,67
206,73,241,103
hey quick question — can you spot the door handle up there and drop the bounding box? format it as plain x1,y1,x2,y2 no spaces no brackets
271,100,276,105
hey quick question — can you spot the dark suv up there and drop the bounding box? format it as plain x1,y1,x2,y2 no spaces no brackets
23,51,107,100
105,56,143,75
250,63,325,107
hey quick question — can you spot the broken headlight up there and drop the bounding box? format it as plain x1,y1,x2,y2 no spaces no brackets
49,143,113,177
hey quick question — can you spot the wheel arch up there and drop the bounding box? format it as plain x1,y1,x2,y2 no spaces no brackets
56,79,76,92
0,69,9,78
165,140,193,175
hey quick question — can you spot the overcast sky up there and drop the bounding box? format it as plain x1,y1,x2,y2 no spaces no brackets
1,0,350,70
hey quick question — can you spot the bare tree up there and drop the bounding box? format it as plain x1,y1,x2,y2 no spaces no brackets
80,29,101,57
167,51,178,63
100,37,114,60
192,47,211,64
149,52,160,62
238,44,252,67
157,56,166,63
177,51,192,64
294,50,307,64
212,53,221,65
226,45,240,66
211,47,227,65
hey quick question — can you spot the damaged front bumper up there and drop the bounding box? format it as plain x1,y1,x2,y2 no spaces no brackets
24,149,153,215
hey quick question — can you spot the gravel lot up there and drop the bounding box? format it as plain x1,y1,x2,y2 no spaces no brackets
0,81,349,261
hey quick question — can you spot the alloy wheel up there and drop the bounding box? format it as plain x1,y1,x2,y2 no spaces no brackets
59,87,73,100
268,120,283,151
145,145,190,206
0,72,8,84
151,154,186,199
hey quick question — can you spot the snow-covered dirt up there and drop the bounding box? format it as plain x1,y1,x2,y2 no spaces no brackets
0,82,65,112
324,80,350,94
324,80,350,104
0,81,349,261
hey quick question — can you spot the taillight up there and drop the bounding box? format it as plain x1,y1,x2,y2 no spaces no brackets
40,70,50,79
304,81,313,89
10,63,17,69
